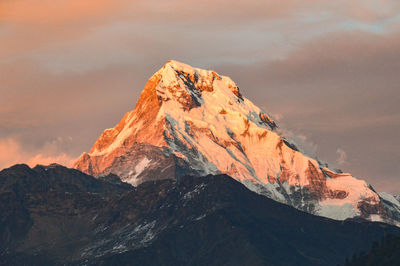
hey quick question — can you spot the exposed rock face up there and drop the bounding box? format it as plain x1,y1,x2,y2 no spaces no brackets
76,142,201,186
74,60,399,224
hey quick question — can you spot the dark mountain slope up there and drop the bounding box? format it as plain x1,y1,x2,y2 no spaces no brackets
92,176,400,266
0,164,399,265
344,235,400,266
0,164,132,264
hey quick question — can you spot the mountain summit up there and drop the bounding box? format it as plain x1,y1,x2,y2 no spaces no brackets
74,60,400,224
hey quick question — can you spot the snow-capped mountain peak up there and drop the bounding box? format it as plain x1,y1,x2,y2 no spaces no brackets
74,60,399,225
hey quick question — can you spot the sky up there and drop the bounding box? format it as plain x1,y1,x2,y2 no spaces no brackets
1,0,399,194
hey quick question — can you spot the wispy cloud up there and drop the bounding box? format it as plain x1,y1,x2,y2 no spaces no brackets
276,128,319,158
336,148,348,166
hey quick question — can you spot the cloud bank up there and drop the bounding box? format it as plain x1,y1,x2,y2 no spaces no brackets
1,0,399,193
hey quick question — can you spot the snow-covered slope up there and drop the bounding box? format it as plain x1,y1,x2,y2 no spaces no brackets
74,60,399,225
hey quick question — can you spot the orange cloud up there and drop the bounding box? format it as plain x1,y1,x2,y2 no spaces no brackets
26,153,74,168
2,0,398,64
345,0,400,23
0,137,74,169
0,0,130,24
0,138,22,168
0,0,134,58
1,0,398,27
